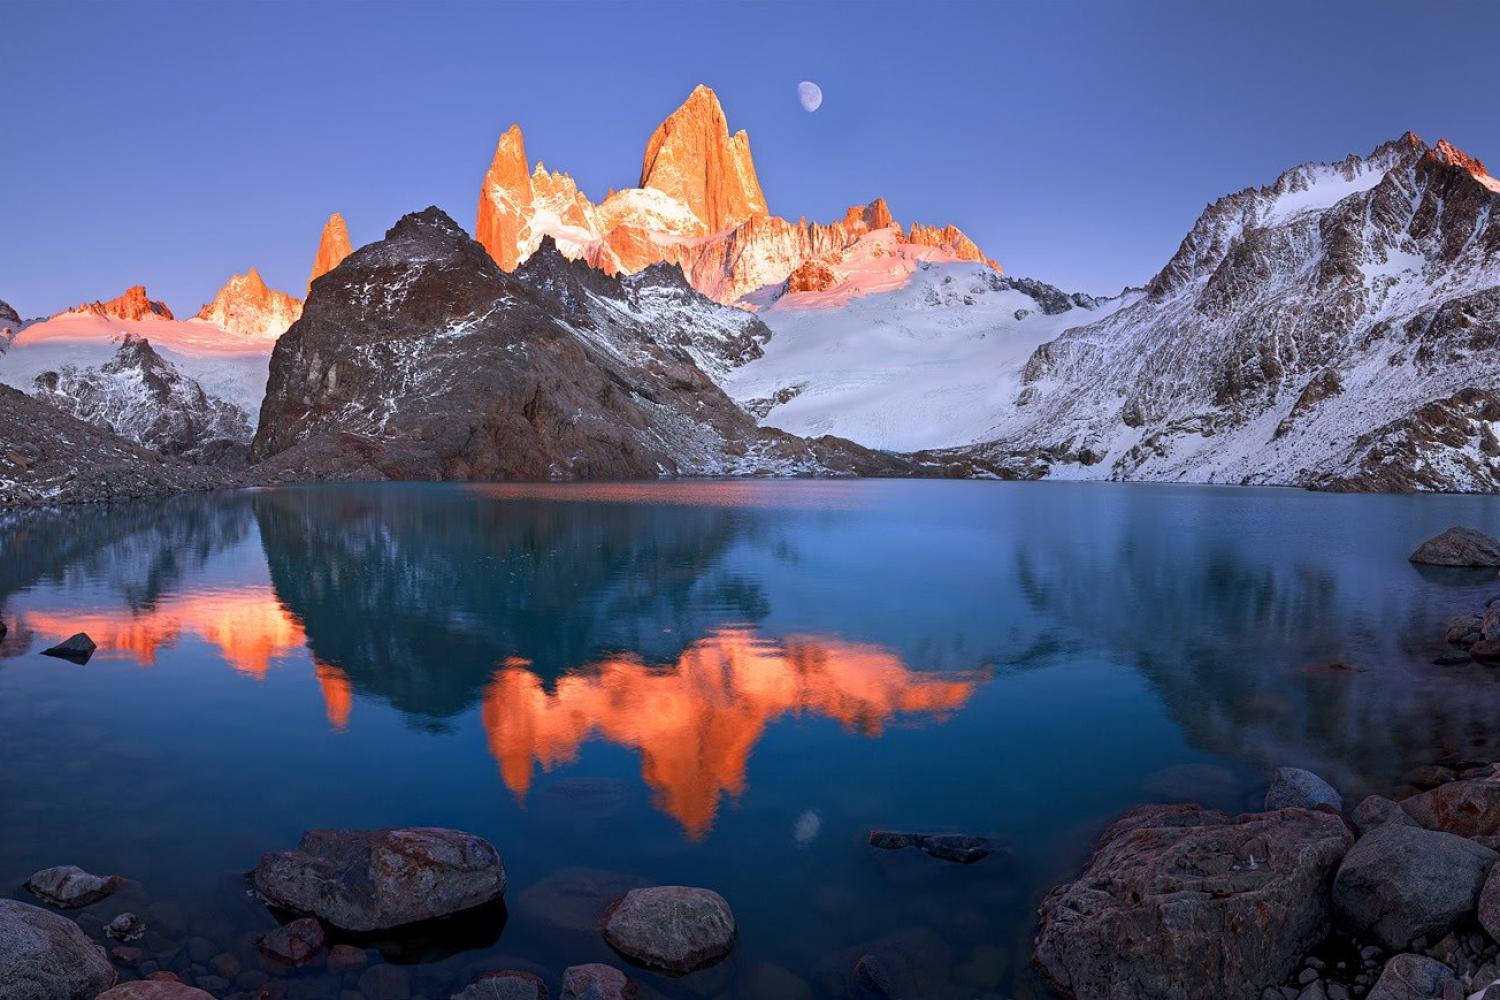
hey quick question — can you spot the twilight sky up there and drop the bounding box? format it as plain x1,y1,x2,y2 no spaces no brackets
4,1,1499,316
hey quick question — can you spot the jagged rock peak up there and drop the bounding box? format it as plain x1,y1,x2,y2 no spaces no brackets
1428,138,1500,192
385,206,471,242
309,212,354,290
640,84,768,233
196,267,302,339
0,298,19,326
65,285,174,322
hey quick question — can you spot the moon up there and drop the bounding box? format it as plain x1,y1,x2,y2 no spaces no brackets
797,81,823,113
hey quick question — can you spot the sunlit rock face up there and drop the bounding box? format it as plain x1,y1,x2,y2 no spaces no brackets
308,212,353,291
481,628,984,838
65,285,174,322
195,268,302,340
473,86,999,305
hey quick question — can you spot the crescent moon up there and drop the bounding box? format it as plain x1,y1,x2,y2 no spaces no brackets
798,81,823,113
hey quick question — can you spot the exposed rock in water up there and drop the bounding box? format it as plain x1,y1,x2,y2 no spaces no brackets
451,970,550,1000
1331,823,1496,950
40,632,97,663
867,830,1005,863
1265,767,1343,812
1034,803,1352,1000
1366,954,1455,1000
252,826,507,931
104,911,145,942
257,916,326,968
24,863,120,907
1412,526,1500,566
0,897,116,998
559,963,634,1000
602,885,736,974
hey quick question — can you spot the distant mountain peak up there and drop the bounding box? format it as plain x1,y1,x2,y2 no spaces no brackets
1429,138,1500,193
639,84,767,234
309,212,353,291
63,285,174,322
196,268,302,340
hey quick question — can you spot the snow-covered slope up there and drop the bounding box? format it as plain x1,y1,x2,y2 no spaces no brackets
722,256,1126,451
957,133,1500,490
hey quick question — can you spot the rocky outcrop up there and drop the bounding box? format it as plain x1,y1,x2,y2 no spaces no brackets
1266,766,1343,811
1034,803,1352,1000
451,971,548,1000
1410,526,1500,566
867,830,1004,863
0,898,116,999
41,632,97,662
0,297,21,345
195,267,301,339
309,211,353,290
252,826,507,931
250,208,910,481
559,964,634,1000
29,334,254,465
24,864,120,907
602,885,736,973
65,285,174,322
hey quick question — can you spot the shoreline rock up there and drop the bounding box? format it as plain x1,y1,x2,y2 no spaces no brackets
23,864,121,908
1410,527,1500,567
0,897,116,998
602,885,736,974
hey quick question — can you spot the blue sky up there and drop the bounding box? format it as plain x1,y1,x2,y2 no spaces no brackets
4,1,1499,315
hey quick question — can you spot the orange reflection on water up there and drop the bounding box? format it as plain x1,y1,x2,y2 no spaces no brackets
480,627,987,838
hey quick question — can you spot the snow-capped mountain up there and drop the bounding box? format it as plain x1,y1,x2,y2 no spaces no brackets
194,267,302,340
474,85,998,305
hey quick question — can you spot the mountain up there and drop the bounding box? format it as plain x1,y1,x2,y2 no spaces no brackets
30,333,253,465
0,381,225,506
0,299,20,348
940,132,1500,489
474,85,998,305
250,208,909,481
195,267,302,340
66,285,174,322
309,212,353,291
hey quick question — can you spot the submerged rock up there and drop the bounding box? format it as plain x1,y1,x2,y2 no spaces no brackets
40,632,96,663
1331,823,1495,950
257,915,326,968
1366,954,1455,1000
1410,527,1500,566
105,911,145,942
1034,803,1352,1000
559,963,633,1000
1266,767,1343,812
252,827,507,931
452,970,550,1000
867,830,1004,863
602,885,736,974
23,864,121,908
0,898,116,999
97,984,214,999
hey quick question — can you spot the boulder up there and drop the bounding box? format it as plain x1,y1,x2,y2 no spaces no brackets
0,898,116,1000
1034,804,1353,1000
602,885,736,973
1331,823,1496,950
97,984,214,1000
40,632,96,663
23,864,121,908
252,827,507,931
452,970,550,1000
1479,864,1500,942
1402,778,1500,837
105,911,145,941
1410,527,1500,566
1351,796,1416,836
1367,954,1455,1000
560,964,632,1000
867,830,1004,863
1266,768,1343,812
257,915,326,967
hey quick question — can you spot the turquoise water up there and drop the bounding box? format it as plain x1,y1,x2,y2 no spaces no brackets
4,480,1500,997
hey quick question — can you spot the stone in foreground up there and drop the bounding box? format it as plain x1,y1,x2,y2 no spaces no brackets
451,970,549,1000
40,632,97,663
23,864,121,908
1034,803,1352,1000
560,963,633,1000
1265,767,1343,812
867,829,1004,863
1366,954,1455,1000
1410,527,1500,566
1331,823,1495,950
98,983,215,999
1351,795,1415,836
0,897,117,1000
602,885,736,974
253,827,507,932
1401,777,1500,837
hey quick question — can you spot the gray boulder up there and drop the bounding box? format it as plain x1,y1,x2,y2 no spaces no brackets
1411,527,1500,566
97,985,215,999
252,827,506,932
1351,796,1417,836
1367,954,1455,1000
602,885,736,973
560,964,632,1000
451,971,549,1000
1332,823,1496,950
0,897,116,999
1266,768,1343,812
1402,777,1500,837
1034,804,1352,1000
1479,864,1500,943
23,864,121,908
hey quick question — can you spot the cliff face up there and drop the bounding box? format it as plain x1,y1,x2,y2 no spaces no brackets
638,84,767,234
250,208,907,482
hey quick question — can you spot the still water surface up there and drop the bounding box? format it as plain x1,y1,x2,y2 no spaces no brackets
4,481,1500,997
